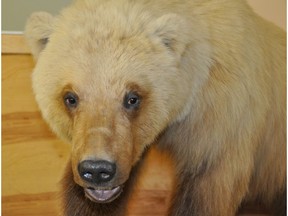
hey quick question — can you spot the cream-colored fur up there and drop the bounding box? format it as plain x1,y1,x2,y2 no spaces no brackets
25,0,286,215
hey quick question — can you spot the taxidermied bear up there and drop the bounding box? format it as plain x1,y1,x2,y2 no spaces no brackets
25,0,286,215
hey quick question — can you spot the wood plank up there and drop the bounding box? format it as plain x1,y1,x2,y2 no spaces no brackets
2,34,31,54
2,192,62,216
2,139,70,196
2,112,55,144
2,54,37,114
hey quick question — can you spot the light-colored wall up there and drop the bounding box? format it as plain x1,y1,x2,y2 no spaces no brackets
2,0,286,32
247,0,286,30
2,0,71,32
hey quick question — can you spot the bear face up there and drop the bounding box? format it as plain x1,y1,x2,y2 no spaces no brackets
26,1,211,203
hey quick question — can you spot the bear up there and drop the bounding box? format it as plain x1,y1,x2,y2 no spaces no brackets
25,0,286,215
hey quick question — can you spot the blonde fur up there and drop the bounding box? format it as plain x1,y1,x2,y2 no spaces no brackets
25,0,286,215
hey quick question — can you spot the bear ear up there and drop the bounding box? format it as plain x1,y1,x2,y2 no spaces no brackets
25,12,54,60
147,14,190,58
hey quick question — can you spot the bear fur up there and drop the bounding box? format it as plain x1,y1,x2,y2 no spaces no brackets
25,0,286,215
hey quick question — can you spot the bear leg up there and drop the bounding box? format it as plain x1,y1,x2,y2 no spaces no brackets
167,159,251,216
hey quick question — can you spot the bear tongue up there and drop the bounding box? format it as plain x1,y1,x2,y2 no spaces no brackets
84,186,122,203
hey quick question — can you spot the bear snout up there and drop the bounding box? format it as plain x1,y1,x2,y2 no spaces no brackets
78,160,116,185
76,159,125,203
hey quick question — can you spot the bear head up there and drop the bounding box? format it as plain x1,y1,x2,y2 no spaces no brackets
25,1,211,203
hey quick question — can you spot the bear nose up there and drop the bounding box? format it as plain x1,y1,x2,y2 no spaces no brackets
78,160,116,184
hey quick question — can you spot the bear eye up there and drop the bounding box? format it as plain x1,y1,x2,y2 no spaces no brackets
63,92,78,109
123,92,141,110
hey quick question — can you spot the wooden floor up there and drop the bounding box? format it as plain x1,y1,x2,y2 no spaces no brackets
2,53,271,215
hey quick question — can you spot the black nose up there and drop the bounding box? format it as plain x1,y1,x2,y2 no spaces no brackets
78,160,116,184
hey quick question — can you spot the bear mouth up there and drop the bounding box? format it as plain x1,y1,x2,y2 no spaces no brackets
84,185,123,203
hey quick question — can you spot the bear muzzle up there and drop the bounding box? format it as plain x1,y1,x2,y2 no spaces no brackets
77,159,124,203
